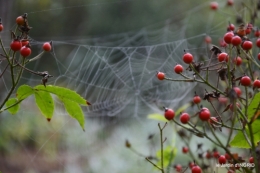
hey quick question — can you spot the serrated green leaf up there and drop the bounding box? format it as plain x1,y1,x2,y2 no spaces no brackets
59,97,85,130
156,145,177,168
16,85,34,100
5,98,20,114
34,91,54,119
34,85,87,105
230,120,260,148
148,113,168,122
247,93,260,120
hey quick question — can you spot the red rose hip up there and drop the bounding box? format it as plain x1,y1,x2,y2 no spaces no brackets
253,79,260,88
174,64,183,74
183,52,193,64
0,24,3,32
157,72,165,80
43,42,52,51
218,155,227,164
199,108,211,121
233,56,242,66
223,32,234,44
231,36,242,46
210,2,218,10
218,52,229,62
10,40,22,51
16,16,25,25
240,76,251,86
180,113,190,124
20,46,31,57
164,108,175,120
191,165,202,173
242,41,253,50
256,38,260,48
193,95,201,104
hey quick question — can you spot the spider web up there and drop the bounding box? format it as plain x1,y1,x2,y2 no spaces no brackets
0,1,250,173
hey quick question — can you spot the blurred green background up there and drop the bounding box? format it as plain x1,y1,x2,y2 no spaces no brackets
0,0,258,173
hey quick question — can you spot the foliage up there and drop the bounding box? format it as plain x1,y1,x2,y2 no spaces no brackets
0,14,89,130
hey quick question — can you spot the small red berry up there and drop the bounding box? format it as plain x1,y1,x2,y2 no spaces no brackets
199,108,211,121
43,42,52,51
16,16,25,25
21,40,29,46
231,36,242,46
180,113,190,124
225,153,232,160
258,53,260,60
247,23,253,29
242,41,253,50
183,52,193,64
218,52,229,62
227,170,235,173
189,162,195,169
0,24,3,32
157,72,165,80
205,35,212,44
219,155,227,164
256,38,260,48
209,117,218,124
175,164,182,172
174,64,183,74
253,79,260,88
245,28,251,35
255,30,260,37
223,32,234,44
233,87,242,97
219,38,227,47
218,97,228,104
193,95,201,104
213,151,220,158
182,146,189,154
164,108,175,120
205,151,212,159
20,46,31,57
210,2,218,10
233,56,242,66
249,157,254,163
230,103,241,111
191,165,202,173
227,23,235,31
10,40,22,51
240,76,251,86
227,0,234,6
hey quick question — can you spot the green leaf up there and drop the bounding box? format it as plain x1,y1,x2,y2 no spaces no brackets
230,120,260,148
148,113,168,122
175,103,191,116
16,85,34,100
5,98,20,114
156,145,177,168
34,85,87,105
148,103,191,122
247,92,260,120
34,91,54,120
59,97,85,130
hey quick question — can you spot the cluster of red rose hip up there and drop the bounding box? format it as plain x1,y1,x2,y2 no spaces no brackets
173,146,255,173
156,17,260,122
155,5,260,173
0,14,52,57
